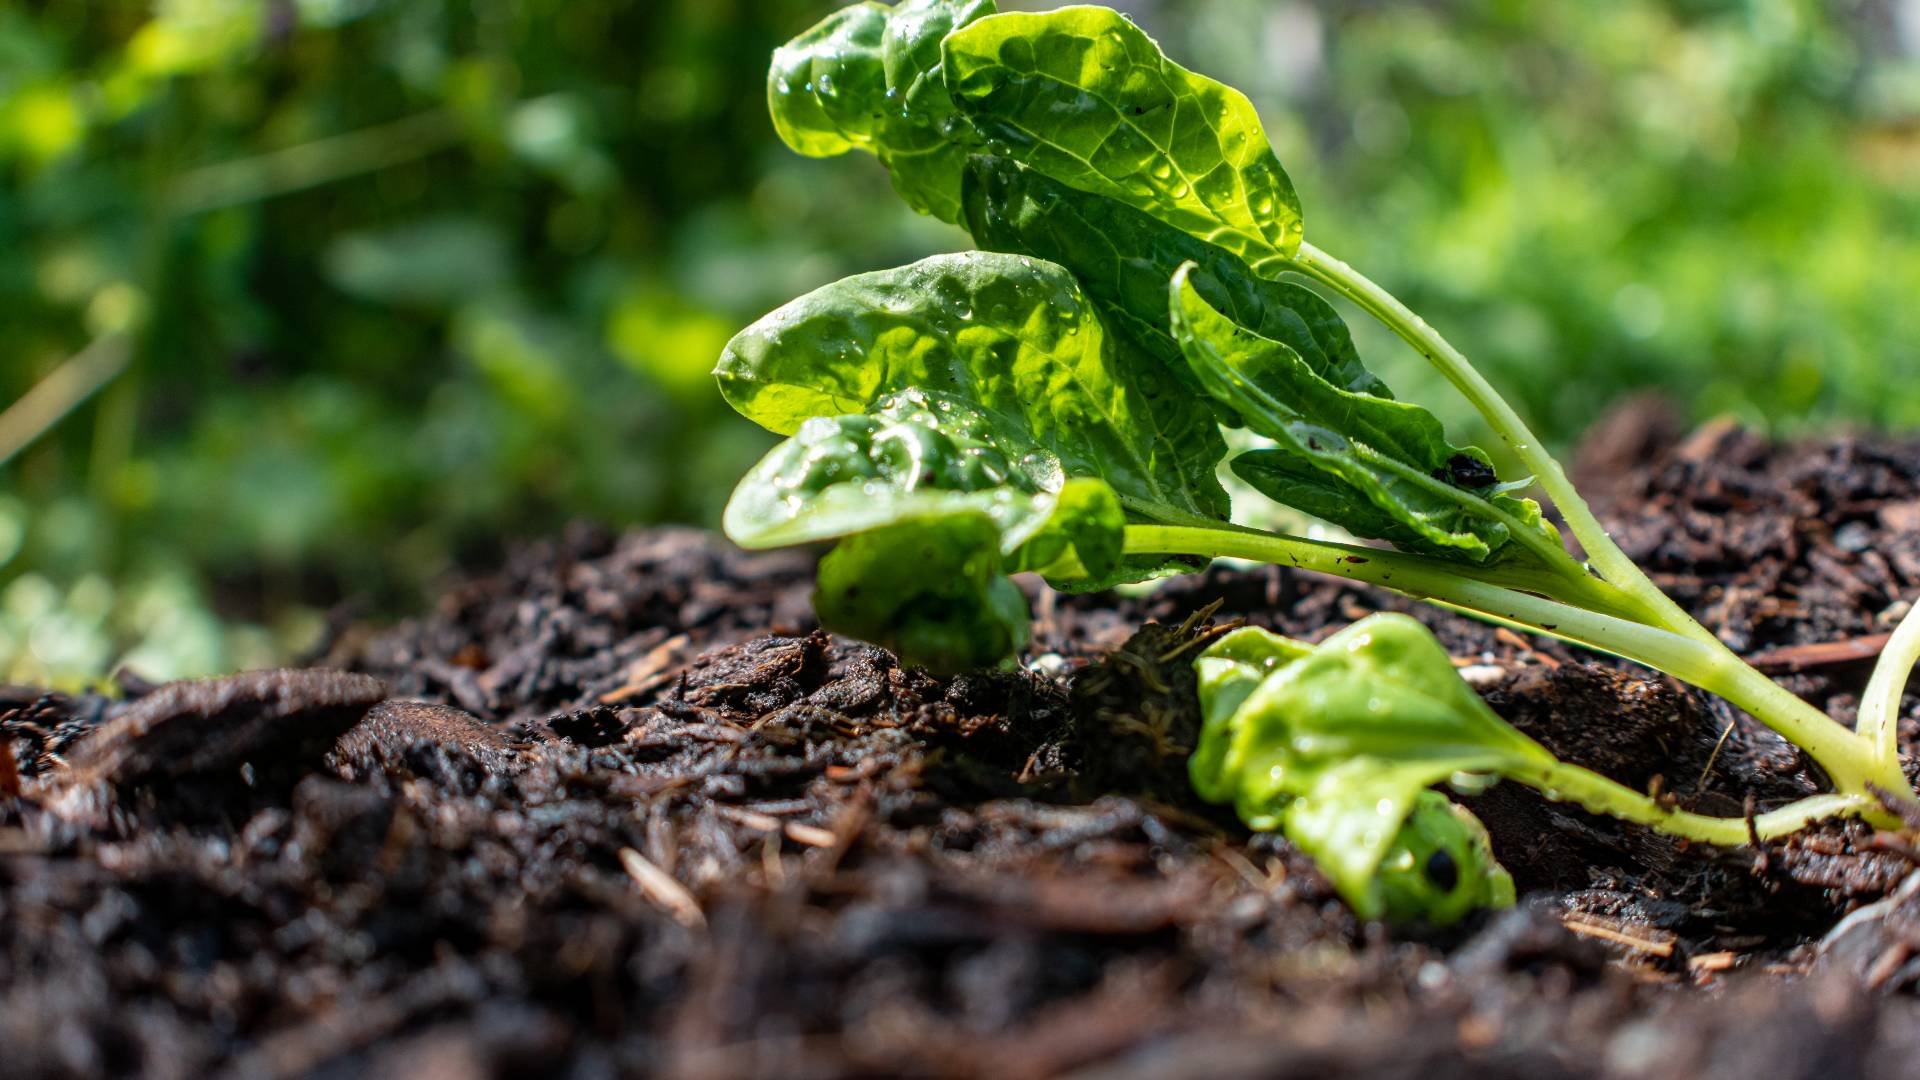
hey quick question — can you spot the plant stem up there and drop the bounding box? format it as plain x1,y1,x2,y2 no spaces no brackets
1125,523,1721,666
164,108,467,217
1860,596,1920,768
1350,440,1587,582
1275,243,1919,813
1124,522,1911,818
1283,241,1715,647
1503,757,1874,845
1122,522,1636,620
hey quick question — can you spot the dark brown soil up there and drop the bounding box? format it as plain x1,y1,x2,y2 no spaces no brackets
5,412,1920,1078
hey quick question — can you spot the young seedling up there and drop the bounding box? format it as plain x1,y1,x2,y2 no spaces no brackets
716,0,1920,923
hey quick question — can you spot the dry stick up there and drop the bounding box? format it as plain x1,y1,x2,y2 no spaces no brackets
164,108,466,216
0,335,131,468
1860,597,1920,767
618,846,706,929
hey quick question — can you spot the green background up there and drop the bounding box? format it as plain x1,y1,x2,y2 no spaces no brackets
3,0,1917,685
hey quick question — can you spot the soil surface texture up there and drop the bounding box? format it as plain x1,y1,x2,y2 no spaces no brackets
5,411,1920,1079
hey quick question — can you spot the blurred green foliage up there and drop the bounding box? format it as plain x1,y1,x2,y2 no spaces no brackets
2,0,1917,685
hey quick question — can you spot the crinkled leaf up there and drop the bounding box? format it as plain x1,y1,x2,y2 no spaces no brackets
768,5,891,157
768,0,996,221
1003,474,1127,580
1192,614,1540,923
716,251,1230,670
1374,795,1515,924
962,155,1384,399
882,0,996,128
943,7,1302,273
724,391,1125,580
717,251,1229,531
723,391,1127,672
797,469,1120,676
1169,264,1558,563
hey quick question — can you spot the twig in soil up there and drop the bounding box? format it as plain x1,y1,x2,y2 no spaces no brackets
1152,599,1239,665
1176,598,1226,638
784,822,838,848
1869,831,1920,867
600,633,692,704
1692,719,1737,798
1104,649,1172,696
711,804,837,848
1749,632,1895,673
0,740,18,799
1156,626,1234,664
618,847,706,929
1866,942,1914,990
713,804,784,833
1495,626,1561,669
1561,912,1676,958
1212,846,1273,892
1687,951,1738,978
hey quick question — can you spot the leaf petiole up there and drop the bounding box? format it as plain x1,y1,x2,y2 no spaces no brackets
1502,759,1875,846
1860,597,1920,769
1283,241,1715,646
1124,521,1911,820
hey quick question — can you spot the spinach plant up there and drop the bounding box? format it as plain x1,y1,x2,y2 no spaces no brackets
717,0,1920,923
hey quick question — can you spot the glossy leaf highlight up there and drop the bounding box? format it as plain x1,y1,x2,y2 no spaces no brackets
768,0,996,221
717,251,1229,529
943,7,1302,272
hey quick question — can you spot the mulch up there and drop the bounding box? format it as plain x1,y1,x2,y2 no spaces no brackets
4,410,1920,1078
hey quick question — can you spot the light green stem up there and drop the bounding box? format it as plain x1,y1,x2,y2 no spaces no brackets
1860,596,1920,769
1506,758,1874,846
1273,242,1919,815
1122,520,1637,620
1284,241,1715,647
1124,523,1911,819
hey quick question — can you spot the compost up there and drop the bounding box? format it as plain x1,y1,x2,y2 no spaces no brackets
5,413,1920,1078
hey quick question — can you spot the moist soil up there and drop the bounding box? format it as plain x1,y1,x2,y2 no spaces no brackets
5,409,1920,1079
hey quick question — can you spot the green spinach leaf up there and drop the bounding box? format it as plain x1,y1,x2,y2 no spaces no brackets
943,7,1301,273
725,391,1124,576
813,516,1032,673
716,251,1235,669
1193,615,1531,923
768,0,996,222
768,4,891,158
727,392,1126,672
717,251,1229,528
1169,264,1556,563
962,154,1385,398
